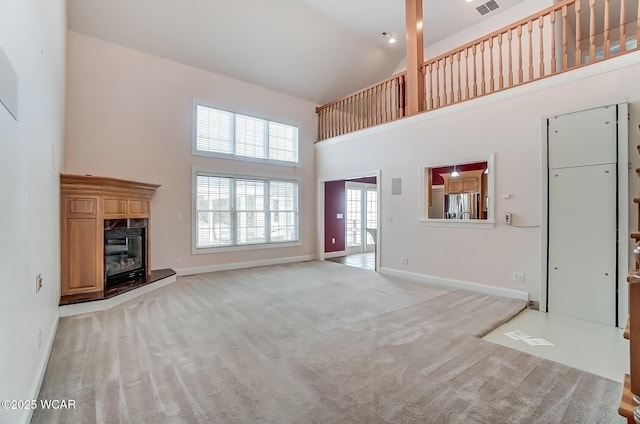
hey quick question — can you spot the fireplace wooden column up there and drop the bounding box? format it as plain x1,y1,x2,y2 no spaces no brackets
60,174,160,297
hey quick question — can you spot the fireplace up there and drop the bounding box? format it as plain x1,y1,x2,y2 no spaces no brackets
104,219,147,288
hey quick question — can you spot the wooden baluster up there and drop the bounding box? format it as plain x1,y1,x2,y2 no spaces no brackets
562,5,569,69
518,25,524,83
464,48,470,100
387,80,392,122
400,74,406,117
604,0,610,58
508,29,514,87
539,16,545,77
373,85,380,125
631,277,640,402
344,98,349,135
457,52,462,102
372,86,377,127
364,89,369,129
489,38,495,93
528,20,534,80
357,92,363,130
380,83,385,124
472,44,478,97
371,86,375,125
449,55,454,105
589,0,596,62
325,109,330,139
427,63,433,110
620,0,627,53
391,79,396,121
498,33,504,89
356,93,360,129
439,59,445,106
329,107,334,139
338,99,343,136
435,60,441,108
550,10,557,74
480,41,486,95
576,0,582,66
390,79,396,120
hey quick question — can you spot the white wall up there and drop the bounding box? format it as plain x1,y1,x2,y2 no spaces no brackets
65,32,318,273
316,51,640,302
0,1,66,423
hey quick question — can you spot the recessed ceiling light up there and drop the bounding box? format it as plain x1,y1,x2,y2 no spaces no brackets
382,31,397,45
466,0,474,3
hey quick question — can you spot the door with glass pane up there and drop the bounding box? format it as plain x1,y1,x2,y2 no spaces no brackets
346,183,377,255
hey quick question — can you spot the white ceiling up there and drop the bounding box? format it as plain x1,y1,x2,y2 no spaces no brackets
67,0,526,105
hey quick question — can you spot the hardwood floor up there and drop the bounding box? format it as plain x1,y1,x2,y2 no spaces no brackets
326,252,375,270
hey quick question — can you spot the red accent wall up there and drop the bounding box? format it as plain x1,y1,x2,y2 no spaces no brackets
324,180,346,252
324,176,377,253
431,161,487,185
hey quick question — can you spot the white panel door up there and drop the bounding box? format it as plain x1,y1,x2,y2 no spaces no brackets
548,106,617,169
548,163,617,325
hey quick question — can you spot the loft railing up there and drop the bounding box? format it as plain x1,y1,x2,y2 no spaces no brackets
316,72,406,141
316,0,640,142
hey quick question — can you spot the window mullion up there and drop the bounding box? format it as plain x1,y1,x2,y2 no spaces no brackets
231,177,237,246
265,180,271,243
264,121,270,160
231,113,237,157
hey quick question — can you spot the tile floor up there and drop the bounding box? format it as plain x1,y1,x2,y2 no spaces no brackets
483,308,629,382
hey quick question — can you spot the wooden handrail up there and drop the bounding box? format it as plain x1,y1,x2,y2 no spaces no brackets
315,72,407,113
316,0,640,141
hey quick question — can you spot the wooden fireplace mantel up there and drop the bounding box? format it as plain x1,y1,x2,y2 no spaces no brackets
60,174,160,298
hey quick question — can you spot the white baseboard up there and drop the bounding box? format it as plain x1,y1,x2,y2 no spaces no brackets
176,254,317,276
323,250,346,259
379,267,529,301
59,274,177,317
22,310,59,424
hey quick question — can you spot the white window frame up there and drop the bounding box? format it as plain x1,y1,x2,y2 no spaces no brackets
192,99,300,167
193,170,301,254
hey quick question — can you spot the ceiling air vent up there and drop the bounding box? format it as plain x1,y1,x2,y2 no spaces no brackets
476,0,500,16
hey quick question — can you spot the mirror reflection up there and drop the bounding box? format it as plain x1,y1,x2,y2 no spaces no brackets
424,161,489,220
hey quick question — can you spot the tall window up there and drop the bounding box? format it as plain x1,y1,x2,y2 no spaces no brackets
196,173,299,249
195,104,298,164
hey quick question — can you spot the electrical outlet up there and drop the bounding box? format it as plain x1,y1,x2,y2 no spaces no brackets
400,257,408,265
35,273,43,293
512,272,525,282
331,238,336,244
505,213,512,225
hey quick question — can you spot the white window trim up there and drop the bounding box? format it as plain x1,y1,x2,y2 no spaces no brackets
192,169,301,254
192,98,301,168
419,153,495,229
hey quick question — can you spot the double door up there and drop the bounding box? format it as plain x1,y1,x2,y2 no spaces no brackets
346,183,377,255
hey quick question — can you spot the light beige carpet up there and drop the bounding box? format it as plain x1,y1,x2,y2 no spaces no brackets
33,261,623,423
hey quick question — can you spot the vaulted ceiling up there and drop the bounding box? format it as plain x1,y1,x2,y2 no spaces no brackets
67,0,526,105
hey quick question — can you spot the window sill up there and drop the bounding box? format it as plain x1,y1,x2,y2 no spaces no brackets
418,218,495,229
192,150,300,168
192,241,302,255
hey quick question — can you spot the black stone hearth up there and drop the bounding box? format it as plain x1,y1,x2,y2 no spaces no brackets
59,269,176,306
